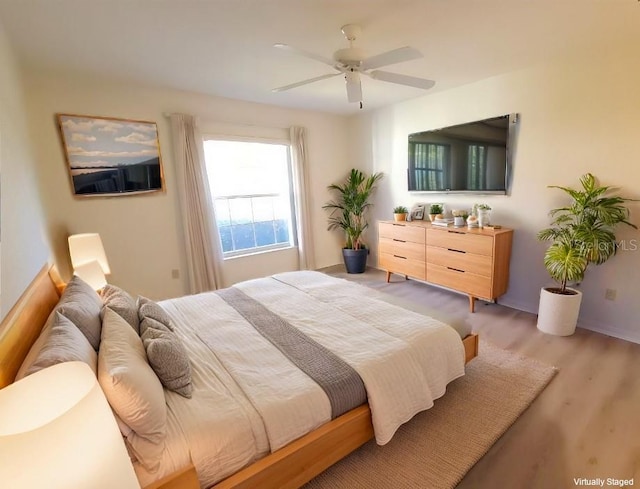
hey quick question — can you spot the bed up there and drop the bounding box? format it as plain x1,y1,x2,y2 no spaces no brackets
0,264,479,489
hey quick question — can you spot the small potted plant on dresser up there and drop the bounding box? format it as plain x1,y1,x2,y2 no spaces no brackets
393,206,408,221
428,203,443,222
324,168,383,273
537,173,636,336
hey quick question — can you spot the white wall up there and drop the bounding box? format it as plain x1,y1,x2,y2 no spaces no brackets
25,71,349,298
0,21,50,319
350,51,640,343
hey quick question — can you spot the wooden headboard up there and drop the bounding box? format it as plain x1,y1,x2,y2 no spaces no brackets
0,264,62,388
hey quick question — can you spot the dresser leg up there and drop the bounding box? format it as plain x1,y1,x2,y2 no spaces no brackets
386,271,391,283
469,296,476,313
404,275,408,280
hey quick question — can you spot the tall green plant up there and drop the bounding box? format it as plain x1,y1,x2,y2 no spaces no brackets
323,169,383,250
538,173,636,293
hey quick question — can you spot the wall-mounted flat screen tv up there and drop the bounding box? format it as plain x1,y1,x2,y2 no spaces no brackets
408,114,517,194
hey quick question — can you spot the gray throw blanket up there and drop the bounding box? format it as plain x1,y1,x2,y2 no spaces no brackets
216,287,367,418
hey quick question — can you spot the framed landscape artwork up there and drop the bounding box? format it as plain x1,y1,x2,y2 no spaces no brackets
57,114,164,197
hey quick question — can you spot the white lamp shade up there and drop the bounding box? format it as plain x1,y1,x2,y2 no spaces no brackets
68,233,111,275
0,362,140,489
74,260,108,291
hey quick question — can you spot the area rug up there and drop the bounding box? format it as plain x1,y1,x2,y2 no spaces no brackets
304,342,557,489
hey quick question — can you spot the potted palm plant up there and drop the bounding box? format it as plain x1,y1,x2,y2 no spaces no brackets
324,169,383,273
537,173,636,335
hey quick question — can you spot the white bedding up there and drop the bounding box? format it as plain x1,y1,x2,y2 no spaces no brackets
133,271,465,488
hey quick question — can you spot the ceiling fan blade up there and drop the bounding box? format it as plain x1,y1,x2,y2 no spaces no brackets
272,73,340,92
360,46,423,71
273,43,336,67
368,70,435,90
345,71,362,103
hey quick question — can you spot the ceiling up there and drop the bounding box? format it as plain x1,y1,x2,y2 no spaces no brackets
0,0,638,114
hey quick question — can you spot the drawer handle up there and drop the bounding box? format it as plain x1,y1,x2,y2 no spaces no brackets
393,238,407,243
392,223,405,227
393,255,407,259
447,248,465,254
447,267,465,273
447,230,465,235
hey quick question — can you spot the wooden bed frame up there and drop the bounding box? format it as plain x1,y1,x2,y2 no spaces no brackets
0,264,479,489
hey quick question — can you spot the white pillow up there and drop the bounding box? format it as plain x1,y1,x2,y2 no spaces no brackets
98,307,166,472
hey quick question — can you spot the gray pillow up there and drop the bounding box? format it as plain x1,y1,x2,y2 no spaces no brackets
56,275,103,350
141,318,192,398
138,297,174,335
101,284,139,334
16,310,97,380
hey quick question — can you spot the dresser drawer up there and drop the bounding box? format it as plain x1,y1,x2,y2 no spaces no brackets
379,252,426,280
379,222,426,244
380,238,425,261
427,229,493,256
427,263,492,299
426,246,492,277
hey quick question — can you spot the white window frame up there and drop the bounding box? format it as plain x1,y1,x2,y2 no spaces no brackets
202,132,298,260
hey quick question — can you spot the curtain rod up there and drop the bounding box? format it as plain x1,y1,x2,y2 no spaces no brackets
162,112,289,131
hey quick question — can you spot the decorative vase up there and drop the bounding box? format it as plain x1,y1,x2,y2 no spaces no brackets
477,210,491,228
454,216,465,226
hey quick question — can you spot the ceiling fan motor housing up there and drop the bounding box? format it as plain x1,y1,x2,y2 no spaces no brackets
333,47,366,67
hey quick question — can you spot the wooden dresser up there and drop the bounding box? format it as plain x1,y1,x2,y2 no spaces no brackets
378,221,513,312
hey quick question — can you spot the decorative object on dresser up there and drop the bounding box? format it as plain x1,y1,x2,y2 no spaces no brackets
378,220,513,312
537,173,636,336
409,203,425,221
428,203,443,222
393,206,408,222
324,169,383,273
473,204,492,228
57,114,164,197
452,209,469,227
0,362,140,489
68,233,111,290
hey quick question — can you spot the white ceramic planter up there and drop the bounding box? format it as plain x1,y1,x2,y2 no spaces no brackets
537,287,582,336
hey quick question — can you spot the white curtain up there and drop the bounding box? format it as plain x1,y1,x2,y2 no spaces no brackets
170,114,222,293
290,126,315,270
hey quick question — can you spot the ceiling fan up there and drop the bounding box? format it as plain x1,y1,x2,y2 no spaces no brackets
272,24,435,107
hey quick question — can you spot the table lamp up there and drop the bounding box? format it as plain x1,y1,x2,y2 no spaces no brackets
0,362,140,489
68,233,111,290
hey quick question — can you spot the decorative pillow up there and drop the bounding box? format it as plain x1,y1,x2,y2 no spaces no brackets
101,284,139,334
138,297,174,335
141,318,193,398
18,311,98,379
57,275,103,350
98,308,166,472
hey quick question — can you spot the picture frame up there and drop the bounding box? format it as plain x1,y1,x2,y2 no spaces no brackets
410,203,425,221
56,114,165,197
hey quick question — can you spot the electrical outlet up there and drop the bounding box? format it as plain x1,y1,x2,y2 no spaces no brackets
171,269,180,279
605,289,616,301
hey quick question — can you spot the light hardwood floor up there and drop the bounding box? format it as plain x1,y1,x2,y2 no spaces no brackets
323,266,640,488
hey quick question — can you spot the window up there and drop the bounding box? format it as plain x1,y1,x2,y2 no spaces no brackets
203,139,296,258
408,142,449,190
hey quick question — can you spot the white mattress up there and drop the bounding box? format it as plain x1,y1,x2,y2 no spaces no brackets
133,271,465,488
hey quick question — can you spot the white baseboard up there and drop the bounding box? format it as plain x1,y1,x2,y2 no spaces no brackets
576,318,640,345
